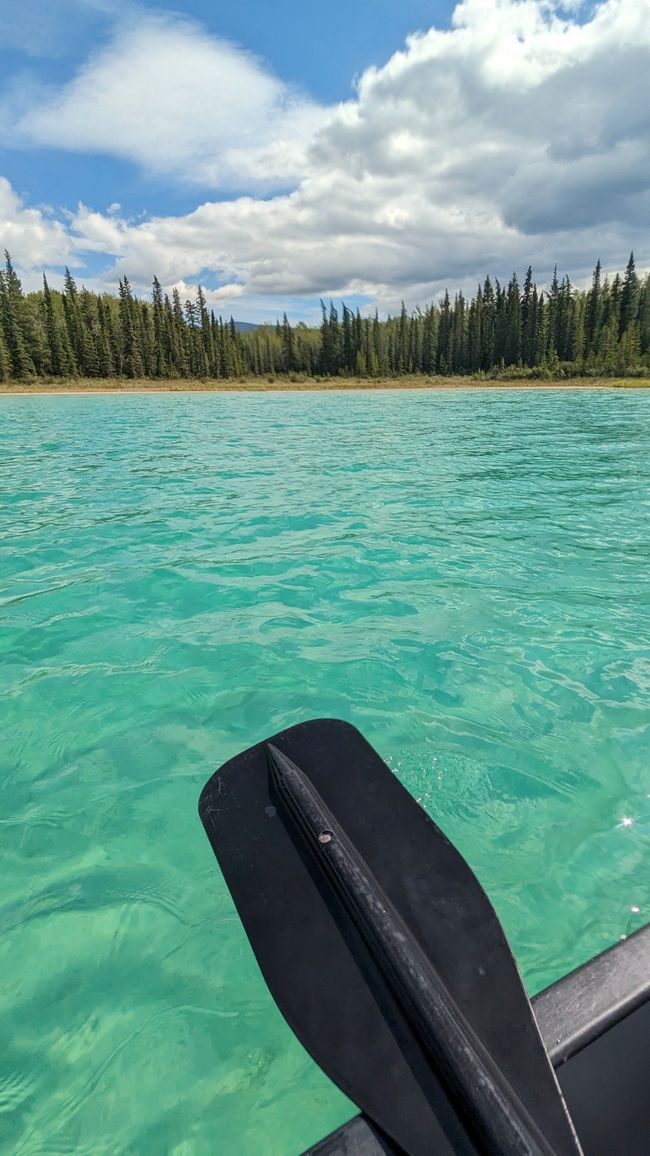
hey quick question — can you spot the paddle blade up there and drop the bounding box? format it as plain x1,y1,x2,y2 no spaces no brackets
199,719,580,1156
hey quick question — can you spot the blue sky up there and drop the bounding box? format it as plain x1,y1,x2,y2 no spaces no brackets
0,0,648,321
0,0,452,217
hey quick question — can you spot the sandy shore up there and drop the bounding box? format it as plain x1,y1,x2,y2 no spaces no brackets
2,376,649,395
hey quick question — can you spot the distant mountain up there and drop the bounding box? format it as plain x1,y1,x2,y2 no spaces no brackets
234,321,259,332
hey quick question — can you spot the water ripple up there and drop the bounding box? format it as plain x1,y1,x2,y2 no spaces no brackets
1,388,650,1154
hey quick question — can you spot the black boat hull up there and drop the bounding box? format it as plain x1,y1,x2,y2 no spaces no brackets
306,923,650,1156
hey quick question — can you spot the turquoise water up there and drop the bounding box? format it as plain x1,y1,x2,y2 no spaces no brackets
2,387,650,1155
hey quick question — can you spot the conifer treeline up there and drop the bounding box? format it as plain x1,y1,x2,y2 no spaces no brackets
0,251,648,382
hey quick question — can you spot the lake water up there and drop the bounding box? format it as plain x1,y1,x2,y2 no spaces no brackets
2,388,649,1155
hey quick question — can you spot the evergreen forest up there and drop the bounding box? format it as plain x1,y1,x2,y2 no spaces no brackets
0,251,648,383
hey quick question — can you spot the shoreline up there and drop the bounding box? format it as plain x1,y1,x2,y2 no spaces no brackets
2,376,650,395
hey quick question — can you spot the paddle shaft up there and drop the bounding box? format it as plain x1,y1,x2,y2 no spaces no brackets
268,744,581,1156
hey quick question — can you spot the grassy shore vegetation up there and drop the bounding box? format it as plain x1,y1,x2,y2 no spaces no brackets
0,251,649,387
4,377,650,394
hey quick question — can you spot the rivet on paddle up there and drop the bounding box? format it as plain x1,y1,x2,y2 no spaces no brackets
319,831,333,844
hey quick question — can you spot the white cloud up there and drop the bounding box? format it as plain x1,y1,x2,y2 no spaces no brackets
17,12,329,191
1,0,649,315
0,178,75,273
170,280,245,309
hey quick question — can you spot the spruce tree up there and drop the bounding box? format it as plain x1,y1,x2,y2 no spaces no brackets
138,299,155,376
620,252,640,337
151,277,168,377
609,273,622,336
185,299,208,377
230,318,243,377
421,304,438,375
79,289,101,376
503,273,521,365
0,253,35,378
571,293,586,370
0,324,10,381
467,287,482,373
163,294,179,376
618,322,641,373
395,303,409,373
341,304,354,374
372,309,385,375
354,309,363,372
585,260,602,348
639,275,650,357
521,267,535,367
481,277,495,369
320,302,341,375
533,291,547,368
493,280,507,365
546,266,560,364
62,268,83,371
409,306,422,373
282,312,295,373
171,288,189,377
118,277,144,378
596,315,618,375
42,275,69,376
437,290,451,372
450,293,467,372
196,286,215,375
96,297,115,377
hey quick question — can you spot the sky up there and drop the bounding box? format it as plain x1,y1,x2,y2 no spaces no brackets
0,0,648,322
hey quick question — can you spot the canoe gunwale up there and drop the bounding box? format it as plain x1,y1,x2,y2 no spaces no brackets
304,921,650,1156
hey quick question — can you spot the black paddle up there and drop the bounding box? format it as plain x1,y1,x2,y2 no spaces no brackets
199,718,583,1156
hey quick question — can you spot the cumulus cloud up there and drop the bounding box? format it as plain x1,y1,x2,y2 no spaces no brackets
170,279,245,309
0,178,75,272
2,0,649,314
